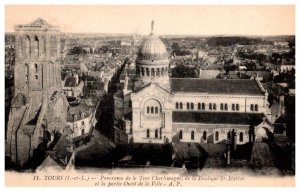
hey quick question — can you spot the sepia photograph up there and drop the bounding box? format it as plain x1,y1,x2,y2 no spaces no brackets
3,3,296,187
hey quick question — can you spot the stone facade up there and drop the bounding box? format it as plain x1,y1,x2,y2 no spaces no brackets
114,21,274,146
6,18,68,166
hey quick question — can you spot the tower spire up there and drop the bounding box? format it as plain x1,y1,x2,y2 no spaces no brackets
150,20,154,35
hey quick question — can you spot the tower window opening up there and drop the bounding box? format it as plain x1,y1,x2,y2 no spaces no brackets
215,131,219,141
191,131,194,140
179,130,183,140
203,131,207,140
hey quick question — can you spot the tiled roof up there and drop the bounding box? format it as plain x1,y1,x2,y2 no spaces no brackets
170,78,264,95
172,111,265,125
67,102,92,122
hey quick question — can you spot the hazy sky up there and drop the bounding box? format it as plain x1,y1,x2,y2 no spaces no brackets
5,5,295,35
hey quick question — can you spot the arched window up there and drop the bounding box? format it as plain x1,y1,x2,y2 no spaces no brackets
141,68,145,76
161,68,164,75
180,102,183,109
34,36,39,58
179,130,182,140
232,104,235,111
176,102,179,109
156,68,160,76
209,103,212,110
215,131,219,141
147,129,150,138
203,131,207,140
35,75,38,80
155,129,158,138
35,63,38,72
147,106,150,113
202,103,205,110
187,102,190,109
236,104,239,111
220,103,223,110
151,68,155,76
151,106,154,114
198,103,201,110
213,103,216,110
225,103,228,111
191,103,194,110
25,35,31,58
255,104,258,111
239,132,243,142
146,68,149,76
155,106,158,114
250,104,254,111
191,131,194,140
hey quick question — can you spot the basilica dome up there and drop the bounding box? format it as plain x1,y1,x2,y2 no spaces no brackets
136,21,169,65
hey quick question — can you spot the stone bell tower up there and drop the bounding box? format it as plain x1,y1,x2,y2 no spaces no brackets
6,18,68,166
14,17,62,101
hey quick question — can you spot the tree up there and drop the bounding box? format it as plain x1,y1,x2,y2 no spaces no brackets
171,64,197,78
68,46,87,55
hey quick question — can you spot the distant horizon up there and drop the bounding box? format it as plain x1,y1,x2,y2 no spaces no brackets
5,5,295,36
4,31,295,37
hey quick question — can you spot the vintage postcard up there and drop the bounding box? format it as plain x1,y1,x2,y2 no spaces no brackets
4,4,295,187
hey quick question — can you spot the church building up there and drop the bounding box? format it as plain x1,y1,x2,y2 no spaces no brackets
114,21,274,146
6,18,69,166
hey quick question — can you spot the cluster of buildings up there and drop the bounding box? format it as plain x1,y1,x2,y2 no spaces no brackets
5,18,294,172
5,18,112,169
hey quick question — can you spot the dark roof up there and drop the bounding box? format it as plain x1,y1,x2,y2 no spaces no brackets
173,111,265,125
67,102,92,122
170,78,264,95
64,76,77,87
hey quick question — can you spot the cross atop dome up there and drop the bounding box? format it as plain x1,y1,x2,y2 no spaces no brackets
150,20,154,35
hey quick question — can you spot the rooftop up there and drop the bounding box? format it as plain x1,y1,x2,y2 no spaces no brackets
173,111,266,125
170,78,264,95
67,102,92,122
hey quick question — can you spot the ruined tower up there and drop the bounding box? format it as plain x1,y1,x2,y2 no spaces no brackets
6,18,68,166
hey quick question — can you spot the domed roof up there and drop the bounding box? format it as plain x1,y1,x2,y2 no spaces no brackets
136,21,168,64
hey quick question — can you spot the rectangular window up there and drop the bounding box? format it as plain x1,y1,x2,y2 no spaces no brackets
232,104,235,111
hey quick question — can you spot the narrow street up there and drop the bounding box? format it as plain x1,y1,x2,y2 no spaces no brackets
75,57,129,168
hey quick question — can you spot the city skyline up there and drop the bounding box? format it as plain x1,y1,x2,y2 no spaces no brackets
5,5,295,36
